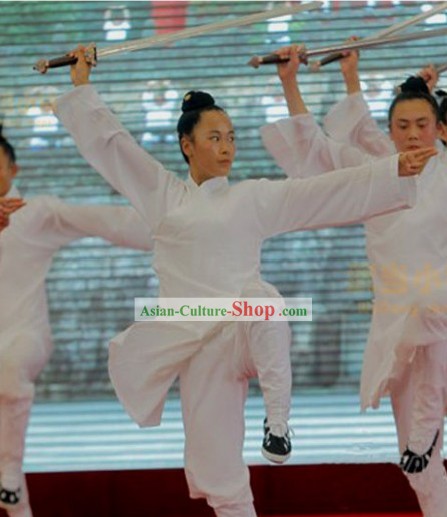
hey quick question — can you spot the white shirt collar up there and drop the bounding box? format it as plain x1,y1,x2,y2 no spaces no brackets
186,175,229,194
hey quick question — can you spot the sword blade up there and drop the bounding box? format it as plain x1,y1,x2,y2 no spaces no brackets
34,2,322,72
98,1,322,58
309,1,447,70
305,27,447,58
372,1,447,40
249,26,447,68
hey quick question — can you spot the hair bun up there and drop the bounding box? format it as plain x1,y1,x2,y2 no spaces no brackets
181,90,215,113
399,75,430,95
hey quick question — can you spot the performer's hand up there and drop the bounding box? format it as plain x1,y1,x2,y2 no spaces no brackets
68,45,92,87
0,197,25,214
275,44,303,83
418,64,438,93
340,36,360,77
0,197,25,231
398,147,437,176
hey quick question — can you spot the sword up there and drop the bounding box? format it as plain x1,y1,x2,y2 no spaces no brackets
248,26,447,69
33,1,322,74
309,1,447,71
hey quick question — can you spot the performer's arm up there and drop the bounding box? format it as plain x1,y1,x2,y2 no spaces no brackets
256,148,436,238
36,197,153,251
323,46,394,157
261,109,371,179
418,64,439,93
276,44,308,117
261,45,370,178
339,38,361,96
53,47,186,231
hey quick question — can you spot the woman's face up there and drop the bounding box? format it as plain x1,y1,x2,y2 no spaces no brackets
0,148,18,196
181,110,236,185
389,99,440,152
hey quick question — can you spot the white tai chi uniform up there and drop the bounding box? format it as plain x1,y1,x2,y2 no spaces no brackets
55,84,416,517
0,188,152,517
261,97,447,517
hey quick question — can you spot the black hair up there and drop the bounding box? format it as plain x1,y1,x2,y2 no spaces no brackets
0,124,16,164
388,76,440,124
176,90,225,164
436,89,447,125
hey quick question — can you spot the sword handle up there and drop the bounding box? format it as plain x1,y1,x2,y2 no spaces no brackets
309,51,344,72
261,53,290,65
248,49,308,68
247,53,288,68
33,44,97,74
320,51,344,67
33,55,78,74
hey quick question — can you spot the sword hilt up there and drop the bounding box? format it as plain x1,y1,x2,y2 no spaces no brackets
309,51,345,72
248,48,308,69
247,53,289,68
33,44,97,74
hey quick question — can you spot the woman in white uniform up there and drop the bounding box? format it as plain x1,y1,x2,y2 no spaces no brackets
261,45,447,517
0,127,153,517
53,46,433,517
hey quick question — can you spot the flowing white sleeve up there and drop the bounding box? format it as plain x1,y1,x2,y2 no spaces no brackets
323,92,395,157
254,154,416,239
54,84,186,232
261,112,372,178
38,197,153,251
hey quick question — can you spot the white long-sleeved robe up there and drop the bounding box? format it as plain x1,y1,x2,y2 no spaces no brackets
266,93,447,517
54,84,424,516
324,91,395,156
261,105,447,412
315,92,447,517
54,84,418,426
0,186,152,397
0,186,152,516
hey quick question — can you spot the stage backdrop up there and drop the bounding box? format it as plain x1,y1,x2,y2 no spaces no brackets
0,0,444,401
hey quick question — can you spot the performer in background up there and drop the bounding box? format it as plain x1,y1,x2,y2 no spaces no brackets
53,45,433,517
0,125,152,517
261,44,447,517
141,79,178,145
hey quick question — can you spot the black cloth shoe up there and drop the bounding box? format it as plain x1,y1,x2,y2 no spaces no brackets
0,484,21,506
400,429,440,474
262,417,292,464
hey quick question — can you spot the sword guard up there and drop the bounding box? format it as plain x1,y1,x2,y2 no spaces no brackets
33,43,97,74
